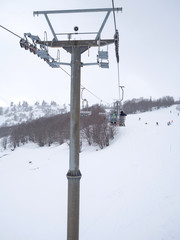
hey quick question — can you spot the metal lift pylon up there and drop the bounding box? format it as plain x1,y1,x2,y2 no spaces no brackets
33,7,122,240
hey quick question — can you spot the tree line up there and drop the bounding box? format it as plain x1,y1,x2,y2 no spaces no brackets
1,96,177,150
1,105,116,150
122,96,175,114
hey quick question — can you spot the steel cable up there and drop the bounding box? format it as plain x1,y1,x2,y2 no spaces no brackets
0,24,110,105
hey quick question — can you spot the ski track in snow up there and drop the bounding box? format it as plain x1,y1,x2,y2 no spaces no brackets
0,105,180,240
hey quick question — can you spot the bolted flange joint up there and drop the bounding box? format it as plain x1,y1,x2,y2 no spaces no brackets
66,170,82,179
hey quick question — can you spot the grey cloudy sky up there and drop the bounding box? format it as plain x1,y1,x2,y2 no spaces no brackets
0,0,180,107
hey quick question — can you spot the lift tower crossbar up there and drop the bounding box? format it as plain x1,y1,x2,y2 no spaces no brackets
34,7,122,240
33,7,122,15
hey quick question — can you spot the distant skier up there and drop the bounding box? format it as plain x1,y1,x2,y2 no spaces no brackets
167,121,171,126
120,111,127,116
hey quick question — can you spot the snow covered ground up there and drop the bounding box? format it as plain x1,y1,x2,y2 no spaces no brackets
0,105,180,240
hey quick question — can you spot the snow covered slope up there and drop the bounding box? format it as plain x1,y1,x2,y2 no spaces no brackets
0,105,180,240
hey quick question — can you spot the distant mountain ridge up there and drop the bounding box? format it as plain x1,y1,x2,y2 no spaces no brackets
0,101,67,127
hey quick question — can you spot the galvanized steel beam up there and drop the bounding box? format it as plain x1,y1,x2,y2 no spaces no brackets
33,8,122,16
37,39,115,48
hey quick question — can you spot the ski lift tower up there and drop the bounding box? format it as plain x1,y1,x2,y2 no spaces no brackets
33,7,122,240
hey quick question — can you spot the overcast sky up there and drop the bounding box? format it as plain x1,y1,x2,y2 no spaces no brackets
0,0,180,107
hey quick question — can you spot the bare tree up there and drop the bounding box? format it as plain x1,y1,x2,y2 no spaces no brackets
1,137,8,150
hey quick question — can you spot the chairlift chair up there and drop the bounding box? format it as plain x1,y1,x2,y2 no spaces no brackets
97,41,109,69
98,50,108,60
99,61,109,68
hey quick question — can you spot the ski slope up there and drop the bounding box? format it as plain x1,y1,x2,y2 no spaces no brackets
0,105,180,240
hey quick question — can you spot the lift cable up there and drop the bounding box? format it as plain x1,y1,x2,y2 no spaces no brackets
112,0,117,32
0,24,110,106
112,0,121,103
81,85,110,105
55,66,109,105
0,24,22,39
